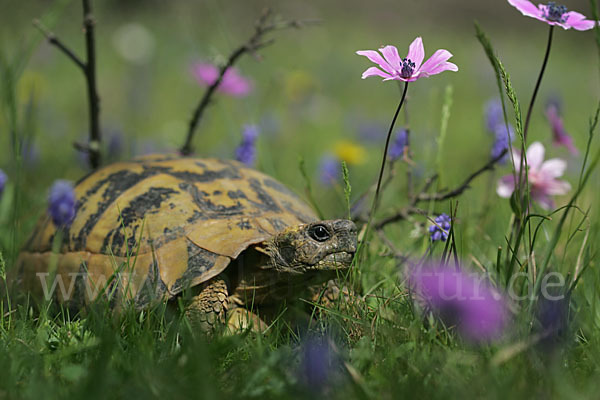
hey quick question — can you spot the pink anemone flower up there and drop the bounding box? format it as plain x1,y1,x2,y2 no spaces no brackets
545,102,578,155
192,62,252,97
497,141,571,210
507,0,599,30
356,37,458,82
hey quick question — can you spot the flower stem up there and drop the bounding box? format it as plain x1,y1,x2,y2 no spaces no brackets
372,81,409,213
523,25,554,141
357,81,409,257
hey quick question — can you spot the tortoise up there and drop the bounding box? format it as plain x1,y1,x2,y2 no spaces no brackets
16,155,357,330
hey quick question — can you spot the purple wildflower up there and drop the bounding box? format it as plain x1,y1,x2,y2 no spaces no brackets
357,37,458,82
407,263,509,342
356,120,386,143
319,155,340,185
485,99,504,133
234,125,259,166
545,99,578,155
107,130,125,159
300,336,337,391
497,142,571,210
537,296,568,336
22,142,40,168
192,63,252,97
388,129,408,161
485,99,514,163
429,213,451,242
0,169,7,198
48,180,76,228
508,0,599,30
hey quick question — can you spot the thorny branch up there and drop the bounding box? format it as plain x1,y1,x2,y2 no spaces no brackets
33,0,102,169
180,8,317,156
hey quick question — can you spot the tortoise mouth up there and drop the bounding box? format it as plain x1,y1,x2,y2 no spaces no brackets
308,251,355,271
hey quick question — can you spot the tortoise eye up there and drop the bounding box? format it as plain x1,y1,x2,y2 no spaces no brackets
309,224,331,242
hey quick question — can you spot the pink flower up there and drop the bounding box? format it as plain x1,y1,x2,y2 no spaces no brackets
191,63,252,97
507,0,599,30
545,101,578,155
356,37,458,82
497,142,571,210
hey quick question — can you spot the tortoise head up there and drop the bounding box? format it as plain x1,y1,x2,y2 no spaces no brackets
265,219,357,273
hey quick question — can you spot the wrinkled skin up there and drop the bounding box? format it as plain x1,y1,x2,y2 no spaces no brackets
265,219,357,273
187,219,358,332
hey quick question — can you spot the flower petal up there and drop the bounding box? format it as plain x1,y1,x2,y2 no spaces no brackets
419,50,456,77
532,193,555,210
379,45,401,71
544,179,571,195
564,11,597,31
507,0,543,19
497,175,516,198
361,66,393,80
192,63,219,85
406,37,425,71
419,61,458,78
540,158,567,178
356,50,395,75
525,142,545,170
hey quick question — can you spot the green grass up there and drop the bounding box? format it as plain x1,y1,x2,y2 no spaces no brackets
1,1,600,399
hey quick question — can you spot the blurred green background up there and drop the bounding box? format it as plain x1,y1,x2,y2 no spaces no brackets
1,2,600,398
1,0,599,256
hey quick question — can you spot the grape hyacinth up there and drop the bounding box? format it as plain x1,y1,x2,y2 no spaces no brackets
234,125,259,166
319,155,340,185
407,263,509,343
0,169,7,199
429,213,451,242
299,336,338,392
485,99,514,163
48,180,76,228
388,129,408,161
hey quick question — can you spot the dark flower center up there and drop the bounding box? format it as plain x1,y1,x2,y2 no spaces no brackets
400,58,415,78
543,2,568,23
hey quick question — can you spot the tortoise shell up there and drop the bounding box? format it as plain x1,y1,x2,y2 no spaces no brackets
17,155,318,307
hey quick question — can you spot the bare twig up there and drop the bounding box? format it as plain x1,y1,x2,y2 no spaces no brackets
33,19,86,70
82,0,101,169
33,0,102,169
180,9,316,155
415,149,507,203
374,150,507,230
373,206,427,230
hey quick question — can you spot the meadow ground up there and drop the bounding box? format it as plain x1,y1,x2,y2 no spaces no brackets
1,0,600,398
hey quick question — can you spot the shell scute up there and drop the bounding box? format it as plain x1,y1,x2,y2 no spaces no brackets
18,157,318,306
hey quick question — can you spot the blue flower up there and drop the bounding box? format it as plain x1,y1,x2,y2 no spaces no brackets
319,155,340,185
355,120,385,143
536,295,570,349
429,213,451,242
0,169,7,198
485,99,514,163
485,99,503,133
48,180,76,227
388,129,408,161
107,130,125,159
299,336,339,392
235,125,259,166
